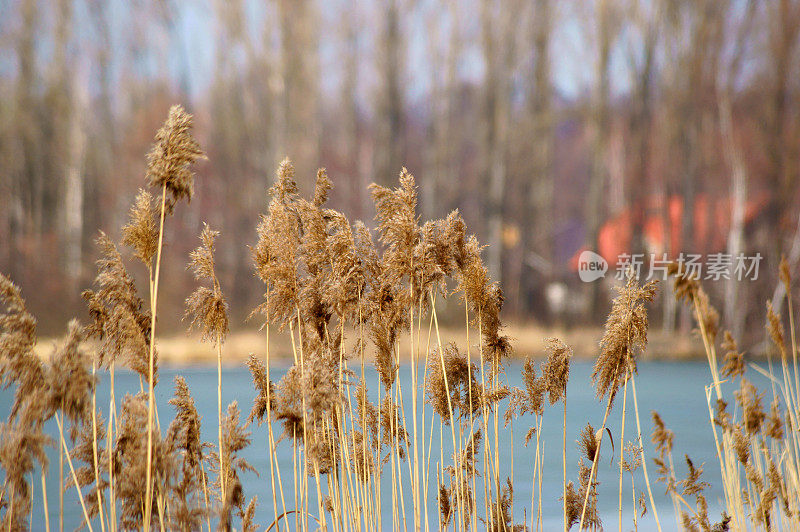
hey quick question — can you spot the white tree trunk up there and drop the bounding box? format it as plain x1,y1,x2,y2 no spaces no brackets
64,67,88,285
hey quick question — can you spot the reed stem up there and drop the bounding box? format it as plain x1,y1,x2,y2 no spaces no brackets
630,375,661,531
578,393,614,530
41,469,49,532
618,375,629,532
217,336,225,504
55,413,94,532
144,183,167,530
562,399,567,532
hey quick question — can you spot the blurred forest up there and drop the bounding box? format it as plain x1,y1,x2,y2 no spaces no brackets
0,0,799,339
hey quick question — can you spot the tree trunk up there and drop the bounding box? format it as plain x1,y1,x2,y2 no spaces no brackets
586,0,613,320
63,70,88,289
481,0,517,286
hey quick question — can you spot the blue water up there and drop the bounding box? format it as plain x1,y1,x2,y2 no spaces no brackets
2,360,760,531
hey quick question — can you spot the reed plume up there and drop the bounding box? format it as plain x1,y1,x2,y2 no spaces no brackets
0,273,45,423
167,376,211,531
209,402,255,520
369,168,421,290
0,421,51,530
47,320,96,437
713,399,732,430
143,103,205,530
734,378,765,435
592,275,657,406
720,331,745,379
83,233,154,379
541,338,572,405
72,409,109,519
186,223,229,344
240,496,259,532
426,343,483,422
453,232,509,371
0,274,38,388
114,393,175,529
218,477,243,532
507,358,545,420
667,262,719,343
765,398,784,439
251,159,304,331
564,461,600,530
380,395,408,462
145,104,206,213
186,222,230,506
484,478,525,532
620,441,642,474
122,189,159,268
245,355,276,426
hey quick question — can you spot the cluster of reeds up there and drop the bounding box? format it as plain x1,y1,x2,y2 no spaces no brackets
649,260,800,531
1,104,799,531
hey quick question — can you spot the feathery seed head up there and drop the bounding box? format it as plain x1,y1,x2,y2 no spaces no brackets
714,399,731,430
426,343,483,422
680,455,709,497
47,320,96,436
146,104,206,213
667,261,700,303
122,189,158,267
779,255,791,293
732,428,750,464
579,423,600,463
592,276,657,406
246,355,275,425
720,331,745,379
766,302,788,362
83,233,154,379
735,378,765,435
766,398,784,439
651,411,674,455
621,441,643,473
542,338,572,404
185,223,229,344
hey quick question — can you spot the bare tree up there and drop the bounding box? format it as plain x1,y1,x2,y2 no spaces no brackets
504,0,555,317
764,0,800,253
481,0,521,285
341,0,364,219
721,0,757,338
373,0,405,187
63,66,88,288
624,0,661,257
277,0,320,183
585,0,620,317
7,0,39,283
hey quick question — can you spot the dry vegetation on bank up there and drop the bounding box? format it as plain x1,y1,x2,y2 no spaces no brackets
30,326,705,367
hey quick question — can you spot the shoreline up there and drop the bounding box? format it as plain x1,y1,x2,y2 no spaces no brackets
36,324,707,367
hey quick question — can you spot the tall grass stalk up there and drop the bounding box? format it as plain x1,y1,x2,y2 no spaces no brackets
578,387,614,530
617,375,629,532
143,183,166,531
629,375,660,531
562,399,567,532
55,414,93,532
40,470,49,532
90,361,105,532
